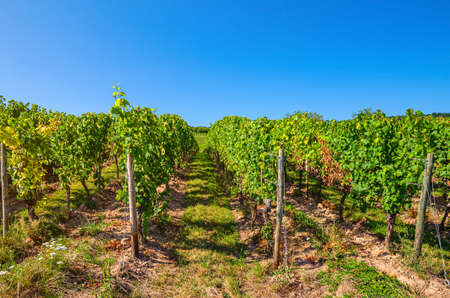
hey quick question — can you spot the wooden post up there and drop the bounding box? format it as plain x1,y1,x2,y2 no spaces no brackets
305,160,309,198
1,143,8,238
114,154,120,179
298,164,303,189
97,162,102,192
273,146,285,269
81,180,90,200
413,153,434,261
440,199,448,231
127,153,139,257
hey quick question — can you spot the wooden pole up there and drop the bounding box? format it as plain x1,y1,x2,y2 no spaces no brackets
413,153,434,261
1,143,8,238
273,146,285,269
81,180,90,200
305,160,309,198
97,162,102,192
127,153,139,257
298,164,303,189
440,199,449,231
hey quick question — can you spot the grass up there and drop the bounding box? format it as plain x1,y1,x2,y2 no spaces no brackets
0,238,70,296
0,162,121,296
195,134,207,150
80,215,111,236
149,137,250,297
0,234,119,297
318,257,415,297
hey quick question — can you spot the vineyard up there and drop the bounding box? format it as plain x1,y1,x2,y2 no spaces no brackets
0,90,448,297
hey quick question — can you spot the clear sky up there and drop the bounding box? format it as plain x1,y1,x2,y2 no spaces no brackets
1,1,449,126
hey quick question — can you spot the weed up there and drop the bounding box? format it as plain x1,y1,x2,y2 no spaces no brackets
92,256,118,297
25,218,63,244
0,238,69,297
80,219,110,236
271,267,292,291
0,218,30,266
248,261,268,281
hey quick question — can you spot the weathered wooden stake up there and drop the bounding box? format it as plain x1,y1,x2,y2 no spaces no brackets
1,143,8,238
413,153,434,261
339,188,349,223
127,153,139,257
97,162,102,192
440,199,448,231
439,190,448,231
273,146,285,269
298,164,303,189
305,160,309,198
81,180,90,200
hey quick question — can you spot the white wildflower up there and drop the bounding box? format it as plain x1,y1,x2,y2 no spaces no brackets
50,252,56,257
8,265,14,269
56,261,63,265
38,257,43,261
0,271,7,275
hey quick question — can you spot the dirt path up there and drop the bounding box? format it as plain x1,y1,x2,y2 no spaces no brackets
137,149,249,297
136,148,329,297
284,183,450,297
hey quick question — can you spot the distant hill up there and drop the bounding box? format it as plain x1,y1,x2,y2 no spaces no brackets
429,112,450,118
388,112,449,119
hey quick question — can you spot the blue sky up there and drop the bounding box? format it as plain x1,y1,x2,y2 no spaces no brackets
1,1,449,126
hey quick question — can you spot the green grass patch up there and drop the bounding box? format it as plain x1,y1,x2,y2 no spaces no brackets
0,162,120,296
80,218,110,237
318,257,415,297
178,150,244,262
149,147,249,297
194,134,207,150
